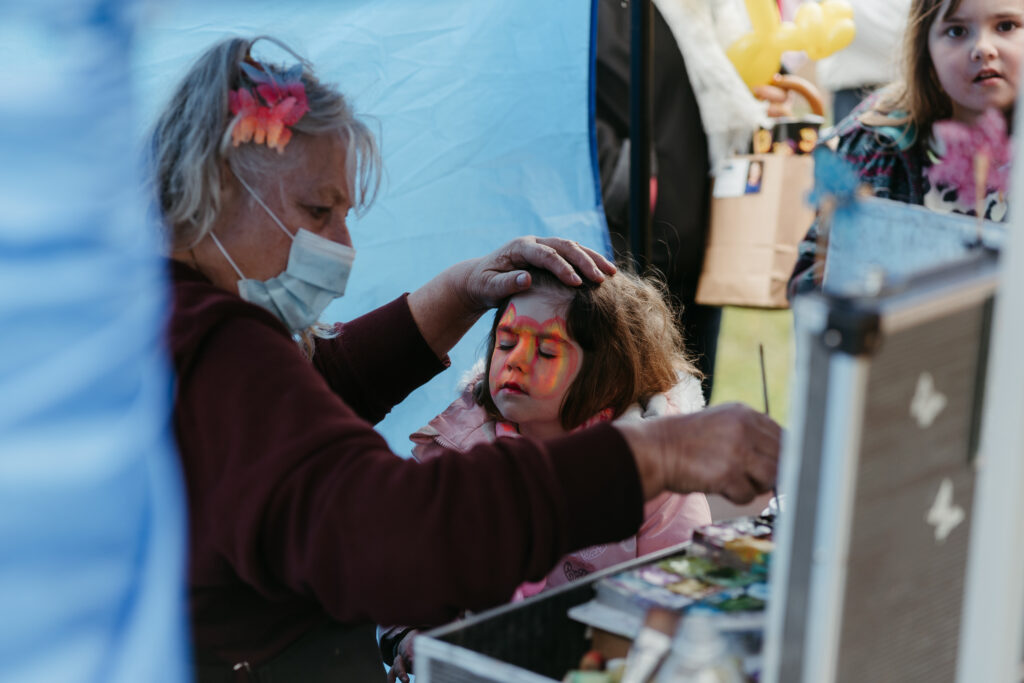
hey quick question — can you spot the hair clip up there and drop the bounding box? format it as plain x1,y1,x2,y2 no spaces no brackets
229,59,309,153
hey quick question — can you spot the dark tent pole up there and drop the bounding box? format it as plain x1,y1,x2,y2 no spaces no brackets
628,0,653,272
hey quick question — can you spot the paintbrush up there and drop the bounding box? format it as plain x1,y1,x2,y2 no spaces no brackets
759,343,778,503
974,150,989,246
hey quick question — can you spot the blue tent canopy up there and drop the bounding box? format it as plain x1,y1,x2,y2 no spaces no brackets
1,2,188,681
134,0,609,453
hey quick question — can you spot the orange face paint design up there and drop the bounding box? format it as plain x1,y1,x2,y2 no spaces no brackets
488,295,583,436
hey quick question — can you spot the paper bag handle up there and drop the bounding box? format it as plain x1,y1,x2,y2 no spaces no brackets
771,74,826,117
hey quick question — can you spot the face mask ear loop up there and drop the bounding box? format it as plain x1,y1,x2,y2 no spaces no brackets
209,232,247,280
233,169,296,241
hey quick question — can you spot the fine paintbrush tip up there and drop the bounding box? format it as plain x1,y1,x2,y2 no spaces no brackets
759,343,778,503
758,343,770,417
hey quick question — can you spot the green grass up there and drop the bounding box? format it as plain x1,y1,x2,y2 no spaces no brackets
708,307,794,429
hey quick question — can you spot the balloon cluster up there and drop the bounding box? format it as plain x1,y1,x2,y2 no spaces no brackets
727,0,856,90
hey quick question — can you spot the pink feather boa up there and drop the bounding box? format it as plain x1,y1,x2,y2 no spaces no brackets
926,108,1012,202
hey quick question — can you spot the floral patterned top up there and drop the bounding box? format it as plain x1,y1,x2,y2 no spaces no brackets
788,101,1010,299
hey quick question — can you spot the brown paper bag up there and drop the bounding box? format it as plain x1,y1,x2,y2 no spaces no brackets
695,153,815,309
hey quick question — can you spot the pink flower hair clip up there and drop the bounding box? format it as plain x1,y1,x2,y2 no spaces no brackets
229,58,309,153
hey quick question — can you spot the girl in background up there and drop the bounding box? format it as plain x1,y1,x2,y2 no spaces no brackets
789,0,1022,297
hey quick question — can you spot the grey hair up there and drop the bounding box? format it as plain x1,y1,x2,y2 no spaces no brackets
150,35,381,250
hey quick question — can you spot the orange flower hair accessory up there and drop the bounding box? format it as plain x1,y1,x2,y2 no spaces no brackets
229,59,309,153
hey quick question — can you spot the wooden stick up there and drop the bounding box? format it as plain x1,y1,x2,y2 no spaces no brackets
759,343,778,503
759,343,770,416
974,151,990,246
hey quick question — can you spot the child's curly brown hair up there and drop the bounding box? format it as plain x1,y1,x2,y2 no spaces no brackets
474,267,701,430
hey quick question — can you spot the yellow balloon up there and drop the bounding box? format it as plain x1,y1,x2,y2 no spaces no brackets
795,2,824,32
726,34,779,88
726,0,856,90
822,0,854,22
776,22,804,52
745,0,781,36
826,19,857,53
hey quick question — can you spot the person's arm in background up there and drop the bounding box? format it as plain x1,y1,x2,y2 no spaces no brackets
377,625,417,683
594,118,632,240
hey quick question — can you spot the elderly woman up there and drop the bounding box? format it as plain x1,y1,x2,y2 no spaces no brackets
154,36,780,681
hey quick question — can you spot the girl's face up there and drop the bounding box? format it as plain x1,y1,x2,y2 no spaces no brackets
928,0,1024,123
488,290,583,439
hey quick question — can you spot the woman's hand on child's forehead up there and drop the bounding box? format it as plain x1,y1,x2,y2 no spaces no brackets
463,236,615,310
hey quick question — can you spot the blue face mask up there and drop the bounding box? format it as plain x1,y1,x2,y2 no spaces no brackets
210,175,356,333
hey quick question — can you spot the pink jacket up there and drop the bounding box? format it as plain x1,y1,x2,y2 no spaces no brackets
410,373,712,600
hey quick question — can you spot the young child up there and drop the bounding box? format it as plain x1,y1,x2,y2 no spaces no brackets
789,0,1022,297
410,267,712,588
380,268,712,681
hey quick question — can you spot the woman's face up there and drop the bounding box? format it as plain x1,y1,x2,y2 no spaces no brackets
191,133,353,290
928,0,1024,123
488,289,583,440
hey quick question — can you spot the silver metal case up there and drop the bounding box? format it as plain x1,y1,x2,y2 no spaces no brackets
763,253,998,683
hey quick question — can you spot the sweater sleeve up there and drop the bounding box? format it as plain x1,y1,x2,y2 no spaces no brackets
175,312,644,628
312,294,449,424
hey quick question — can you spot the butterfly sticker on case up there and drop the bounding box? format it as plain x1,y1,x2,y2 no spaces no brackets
926,478,965,544
910,372,947,429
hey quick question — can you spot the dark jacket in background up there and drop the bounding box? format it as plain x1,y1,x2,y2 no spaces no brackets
595,0,722,398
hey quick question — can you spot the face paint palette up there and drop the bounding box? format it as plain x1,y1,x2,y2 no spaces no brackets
586,516,775,628
691,515,774,573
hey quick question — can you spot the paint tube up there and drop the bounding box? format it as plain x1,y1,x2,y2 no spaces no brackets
620,607,680,683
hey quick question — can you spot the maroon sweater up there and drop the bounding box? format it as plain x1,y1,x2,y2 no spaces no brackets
168,261,644,666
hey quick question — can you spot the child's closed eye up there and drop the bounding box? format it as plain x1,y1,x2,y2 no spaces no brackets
496,332,518,350
538,343,563,359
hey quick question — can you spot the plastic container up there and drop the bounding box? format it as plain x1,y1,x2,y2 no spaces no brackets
655,611,746,683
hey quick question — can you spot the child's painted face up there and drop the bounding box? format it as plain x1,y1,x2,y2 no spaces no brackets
929,0,1024,122
488,290,583,439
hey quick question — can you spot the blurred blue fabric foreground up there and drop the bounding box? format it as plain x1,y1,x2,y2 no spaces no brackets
0,2,189,682
134,0,607,453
